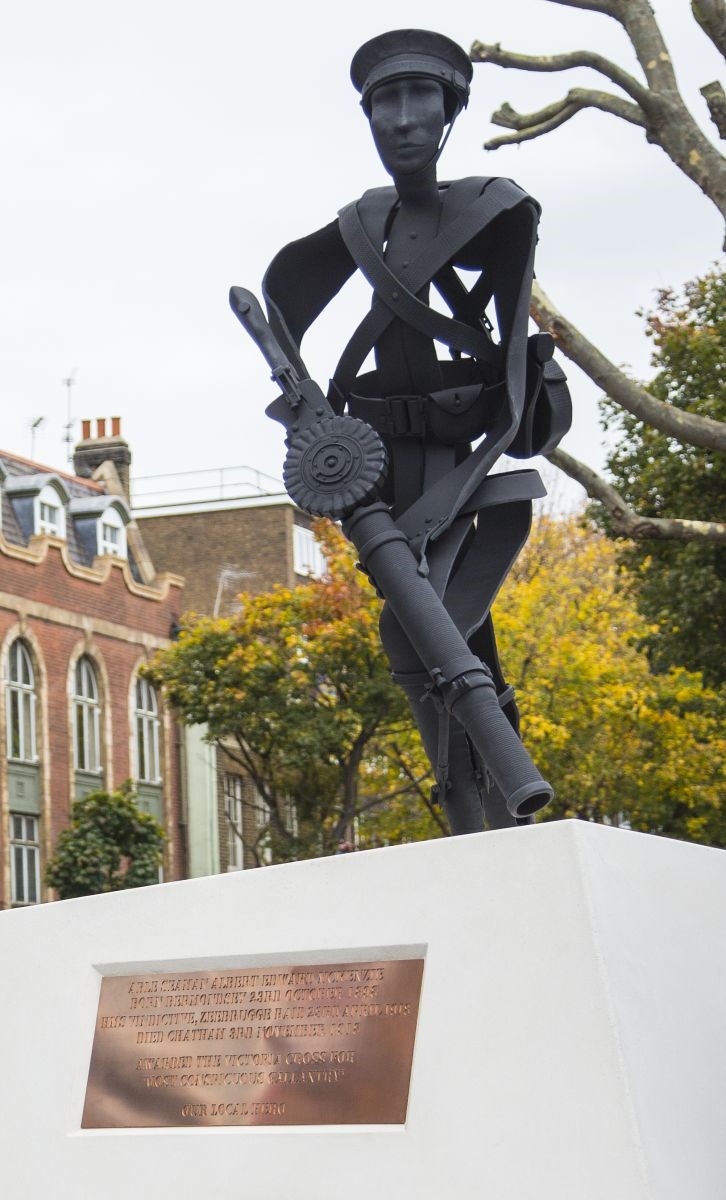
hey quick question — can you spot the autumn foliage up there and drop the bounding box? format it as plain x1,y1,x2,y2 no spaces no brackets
148,521,438,864
151,515,725,862
496,516,725,845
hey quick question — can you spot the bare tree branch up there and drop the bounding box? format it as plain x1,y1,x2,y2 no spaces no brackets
530,281,726,453
701,80,726,139
485,103,584,149
472,2,726,226
613,0,680,91
470,41,651,106
492,91,645,131
544,0,618,15
691,0,726,61
546,447,726,543
485,88,645,148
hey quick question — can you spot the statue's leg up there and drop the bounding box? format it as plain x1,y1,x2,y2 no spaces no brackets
382,596,527,833
347,502,553,820
394,667,486,834
381,601,492,835
390,648,519,834
467,614,532,829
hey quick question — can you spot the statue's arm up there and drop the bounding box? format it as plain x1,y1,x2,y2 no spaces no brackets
262,219,356,367
455,195,540,346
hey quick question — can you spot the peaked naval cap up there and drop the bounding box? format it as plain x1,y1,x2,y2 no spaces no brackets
351,29,472,119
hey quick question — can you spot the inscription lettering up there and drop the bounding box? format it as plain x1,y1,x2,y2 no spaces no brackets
83,958,423,1128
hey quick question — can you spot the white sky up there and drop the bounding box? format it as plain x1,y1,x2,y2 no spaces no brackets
0,0,722,502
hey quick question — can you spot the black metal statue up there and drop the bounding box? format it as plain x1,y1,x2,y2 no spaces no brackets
230,29,571,835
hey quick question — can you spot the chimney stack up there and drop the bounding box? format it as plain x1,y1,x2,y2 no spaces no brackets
73,417,132,500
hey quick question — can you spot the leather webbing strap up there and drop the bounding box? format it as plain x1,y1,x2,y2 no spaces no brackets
433,265,493,330
332,177,529,399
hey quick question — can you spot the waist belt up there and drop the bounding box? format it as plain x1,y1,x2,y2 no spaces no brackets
350,384,487,444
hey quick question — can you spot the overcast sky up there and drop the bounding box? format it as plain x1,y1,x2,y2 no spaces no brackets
0,0,722,505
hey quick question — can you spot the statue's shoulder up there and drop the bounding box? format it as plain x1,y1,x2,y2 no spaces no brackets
339,186,398,232
440,175,539,211
441,178,540,272
266,217,349,276
263,218,356,350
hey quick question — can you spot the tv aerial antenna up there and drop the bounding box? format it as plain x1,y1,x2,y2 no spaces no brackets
29,416,46,460
62,369,77,462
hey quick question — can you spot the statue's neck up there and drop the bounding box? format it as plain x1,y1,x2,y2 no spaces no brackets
394,165,440,209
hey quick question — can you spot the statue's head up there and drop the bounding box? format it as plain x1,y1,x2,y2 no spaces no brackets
351,30,472,178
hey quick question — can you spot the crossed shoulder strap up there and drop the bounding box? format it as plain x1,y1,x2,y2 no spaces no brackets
330,176,531,405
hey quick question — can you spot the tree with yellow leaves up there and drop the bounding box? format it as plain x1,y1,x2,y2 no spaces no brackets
151,514,724,863
495,516,725,845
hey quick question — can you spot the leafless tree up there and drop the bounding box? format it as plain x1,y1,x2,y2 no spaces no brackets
471,0,726,543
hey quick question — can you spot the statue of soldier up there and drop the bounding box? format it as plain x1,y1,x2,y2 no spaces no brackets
231,30,571,835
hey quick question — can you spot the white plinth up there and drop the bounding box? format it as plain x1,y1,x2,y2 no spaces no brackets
1,820,725,1199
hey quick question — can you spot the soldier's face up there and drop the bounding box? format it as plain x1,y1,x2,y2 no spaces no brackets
369,77,446,177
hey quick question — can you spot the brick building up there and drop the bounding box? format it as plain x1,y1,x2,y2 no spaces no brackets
135,466,324,875
0,421,185,908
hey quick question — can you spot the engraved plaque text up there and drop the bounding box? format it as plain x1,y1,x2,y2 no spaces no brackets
82,957,423,1127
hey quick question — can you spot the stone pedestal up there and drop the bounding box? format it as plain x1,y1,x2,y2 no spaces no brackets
1,820,724,1198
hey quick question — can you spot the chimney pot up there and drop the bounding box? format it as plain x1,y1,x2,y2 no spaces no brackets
73,415,131,500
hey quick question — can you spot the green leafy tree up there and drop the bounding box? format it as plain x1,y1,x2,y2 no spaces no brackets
148,521,441,865
599,267,726,686
45,782,165,899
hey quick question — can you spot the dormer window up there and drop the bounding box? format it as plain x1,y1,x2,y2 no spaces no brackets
39,499,60,535
69,494,129,563
5,473,69,544
35,483,66,539
98,506,126,558
101,521,121,555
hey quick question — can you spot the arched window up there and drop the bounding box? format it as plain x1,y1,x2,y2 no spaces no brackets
72,657,101,774
134,677,161,784
6,640,37,762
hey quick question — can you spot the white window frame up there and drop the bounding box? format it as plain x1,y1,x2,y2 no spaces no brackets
134,676,161,784
253,790,273,865
72,657,102,773
286,798,299,838
10,813,41,905
34,483,66,539
97,506,127,558
293,524,327,579
224,774,245,871
5,640,37,762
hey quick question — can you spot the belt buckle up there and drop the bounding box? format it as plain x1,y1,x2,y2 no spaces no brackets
389,396,425,437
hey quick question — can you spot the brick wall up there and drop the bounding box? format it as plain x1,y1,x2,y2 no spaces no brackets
138,504,299,616
0,543,179,637
0,542,186,907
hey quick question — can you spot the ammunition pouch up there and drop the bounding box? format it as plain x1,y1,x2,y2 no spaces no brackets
507,335,573,459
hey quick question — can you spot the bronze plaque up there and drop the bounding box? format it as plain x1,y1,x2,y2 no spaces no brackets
82,957,423,1128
